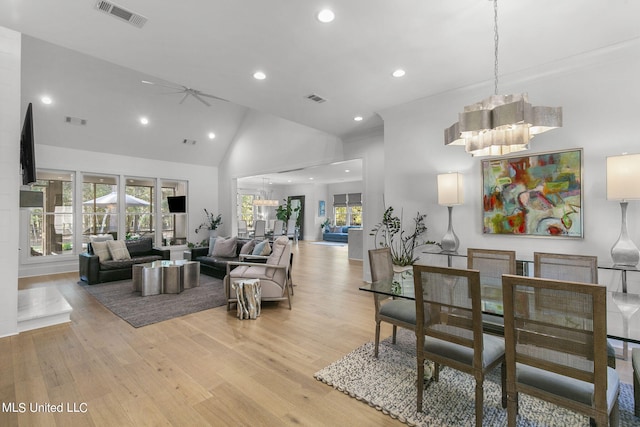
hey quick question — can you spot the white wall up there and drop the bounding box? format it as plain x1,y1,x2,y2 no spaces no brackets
19,145,218,277
378,39,640,265
343,126,385,281
219,109,343,237
0,27,21,337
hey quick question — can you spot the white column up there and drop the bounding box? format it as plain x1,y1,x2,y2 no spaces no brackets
0,26,21,337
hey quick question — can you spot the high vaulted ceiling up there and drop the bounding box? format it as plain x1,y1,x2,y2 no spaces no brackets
3,1,640,166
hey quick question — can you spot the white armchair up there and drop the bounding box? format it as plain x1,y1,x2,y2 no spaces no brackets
225,236,292,310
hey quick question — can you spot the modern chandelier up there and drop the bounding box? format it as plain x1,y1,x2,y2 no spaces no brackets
444,0,562,156
253,178,279,206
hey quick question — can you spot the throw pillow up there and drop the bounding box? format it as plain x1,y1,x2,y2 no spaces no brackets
207,237,219,257
267,236,287,264
252,240,271,256
90,234,114,243
240,239,256,255
212,236,238,258
91,241,112,262
107,240,131,261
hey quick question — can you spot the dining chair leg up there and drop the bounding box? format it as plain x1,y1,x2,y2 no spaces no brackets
610,398,620,427
392,325,397,344
433,363,440,382
501,361,507,408
416,354,424,412
374,322,381,357
507,392,518,427
475,377,484,427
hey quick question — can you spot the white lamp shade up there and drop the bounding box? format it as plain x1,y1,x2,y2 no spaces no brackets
437,172,464,206
607,154,640,200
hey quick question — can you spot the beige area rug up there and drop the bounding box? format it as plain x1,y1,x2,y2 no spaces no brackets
314,329,638,427
79,275,226,327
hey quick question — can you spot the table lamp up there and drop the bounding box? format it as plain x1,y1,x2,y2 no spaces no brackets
437,172,464,253
607,153,640,266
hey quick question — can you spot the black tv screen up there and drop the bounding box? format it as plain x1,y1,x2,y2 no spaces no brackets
167,195,186,213
20,103,37,185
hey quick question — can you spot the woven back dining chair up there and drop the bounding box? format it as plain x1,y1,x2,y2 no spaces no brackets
534,252,598,283
467,248,516,315
533,252,616,369
252,220,266,240
502,274,620,426
412,264,505,424
368,248,416,358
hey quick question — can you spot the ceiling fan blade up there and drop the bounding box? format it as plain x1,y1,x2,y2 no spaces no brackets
141,80,184,91
178,93,190,105
191,93,212,107
197,92,229,102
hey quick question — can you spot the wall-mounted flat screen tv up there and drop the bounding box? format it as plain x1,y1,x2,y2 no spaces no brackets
20,103,37,185
167,195,186,213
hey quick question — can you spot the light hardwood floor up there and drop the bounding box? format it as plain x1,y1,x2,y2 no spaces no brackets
3,242,402,427
2,242,634,426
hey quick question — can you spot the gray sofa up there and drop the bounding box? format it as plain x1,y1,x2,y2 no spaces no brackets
79,237,169,285
189,238,256,279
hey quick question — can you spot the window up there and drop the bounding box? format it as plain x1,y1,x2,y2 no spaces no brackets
237,193,256,228
334,206,347,226
28,170,74,257
24,170,191,262
125,177,154,241
161,180,188,245
350,205,363,226
333,193,362,227
82,174,118,247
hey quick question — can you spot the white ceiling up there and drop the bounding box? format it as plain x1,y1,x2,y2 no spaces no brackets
4,1,640,166
239,159,362,187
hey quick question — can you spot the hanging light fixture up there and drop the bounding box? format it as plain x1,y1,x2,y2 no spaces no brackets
444,0,562,156
253,178,280,206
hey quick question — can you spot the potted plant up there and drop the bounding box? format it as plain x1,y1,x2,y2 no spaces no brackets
320,218,331,232
195,209,223,237
276,199,300,222
370,205,436,267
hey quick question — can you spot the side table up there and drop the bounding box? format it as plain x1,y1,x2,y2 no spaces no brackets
132,260,200,296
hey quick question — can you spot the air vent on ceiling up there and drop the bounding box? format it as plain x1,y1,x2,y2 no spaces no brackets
95,1,148,28
65,116,87,126
304,93,327,104
277,168,305,173
183,139,196,145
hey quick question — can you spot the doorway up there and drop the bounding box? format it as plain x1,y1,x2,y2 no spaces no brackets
289,195,305,240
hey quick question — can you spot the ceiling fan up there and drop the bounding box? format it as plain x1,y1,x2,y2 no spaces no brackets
141,80,229,107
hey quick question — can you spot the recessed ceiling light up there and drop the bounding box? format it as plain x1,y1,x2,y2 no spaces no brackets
140,117,149,125
208,132,216,139
392,69,406,78
253,71,266,80
287,180,292,183
309,177,314,180
317,9,335,23
345,169,350,173
41,96,52,105
354,116,363,122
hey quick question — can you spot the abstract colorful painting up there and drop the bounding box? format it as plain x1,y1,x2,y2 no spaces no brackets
481,149,583,237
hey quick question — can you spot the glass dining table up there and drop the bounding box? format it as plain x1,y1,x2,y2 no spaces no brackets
359,264,640,348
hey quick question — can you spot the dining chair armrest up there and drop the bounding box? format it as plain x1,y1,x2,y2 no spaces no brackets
239,254,269,262
226,260,288,276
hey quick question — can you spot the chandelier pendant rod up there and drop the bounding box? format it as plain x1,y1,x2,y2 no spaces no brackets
493,0,499,96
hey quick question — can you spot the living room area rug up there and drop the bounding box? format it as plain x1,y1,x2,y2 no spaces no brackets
310,241,347,247
314,329,638,427
79,275,226,327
